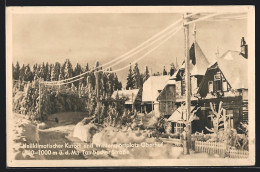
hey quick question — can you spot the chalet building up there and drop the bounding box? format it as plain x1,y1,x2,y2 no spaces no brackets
111,89,141,111
158,27,210,133
196,37,248,133
142,75,170,116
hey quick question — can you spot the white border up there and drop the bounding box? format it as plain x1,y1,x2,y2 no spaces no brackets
6,6,255,167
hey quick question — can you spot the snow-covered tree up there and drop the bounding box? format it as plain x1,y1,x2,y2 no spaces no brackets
133,63,142,89
143,65,150,82
126,64,135,90
13,61,20,80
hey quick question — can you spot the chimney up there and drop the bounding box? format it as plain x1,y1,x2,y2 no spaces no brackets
163,66,167,75
240,37,248,59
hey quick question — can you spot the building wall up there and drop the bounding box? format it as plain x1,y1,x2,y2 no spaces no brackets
158,84,177,116
198,97,243,133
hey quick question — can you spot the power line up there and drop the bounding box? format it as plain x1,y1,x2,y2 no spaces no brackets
43,25,182,85
42,23,183,85
41,18,184,84
45,26,182,85
44,77,84,86
104,26,183,73
102,25,182,71
41,12,240,85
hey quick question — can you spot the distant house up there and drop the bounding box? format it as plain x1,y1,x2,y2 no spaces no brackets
111,89,141,111
157,79,176,117
196,37,248,133
142,75,170,115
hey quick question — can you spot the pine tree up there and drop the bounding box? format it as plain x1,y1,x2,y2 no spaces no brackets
46,64,51,81
73,63,82,88
95,60,100,71
50,64,55,81
44,62,49,81
19,64,25,81
54,62,61,81
133,63,141,89
85,63,89,72
114,74,122,90
13,61,20,80
24,64,33,82
64,59,73,79
126,64,135,90
81,63,89,86
163,66,167,76
170,63,176,76
38,63,45,79
143,65,150,82
32,63,38,77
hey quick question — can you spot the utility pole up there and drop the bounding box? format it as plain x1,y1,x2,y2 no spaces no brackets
184,13,191,154
95,71,100,123
39,81,42,121
150,69,154,113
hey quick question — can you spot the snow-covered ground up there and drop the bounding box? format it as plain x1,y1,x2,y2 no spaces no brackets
10,112,218,160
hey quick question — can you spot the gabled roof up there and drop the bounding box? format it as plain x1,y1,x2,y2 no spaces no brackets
157,79,176,101
217,50,248,89
170,41,210,80
167,106,197,122
111,89,139,104
142,75,170,102
198,50,248,94
190,41,210,75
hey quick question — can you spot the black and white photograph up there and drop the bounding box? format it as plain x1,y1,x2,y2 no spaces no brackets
6,6,255,167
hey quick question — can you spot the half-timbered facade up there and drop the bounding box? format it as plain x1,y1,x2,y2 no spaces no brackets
196,38,248,133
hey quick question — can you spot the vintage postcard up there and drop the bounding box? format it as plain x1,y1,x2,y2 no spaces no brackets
6,6,255,167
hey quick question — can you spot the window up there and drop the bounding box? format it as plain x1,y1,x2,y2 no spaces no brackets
207,111,214,129
226,110,234,128
174,123,184,133
208,81,213,92
222,79,228,91
214,72,222,91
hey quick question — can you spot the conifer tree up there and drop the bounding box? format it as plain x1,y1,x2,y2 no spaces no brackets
143,65,150,82
24,64,33,82
64,59,73,79
50,64,55,81
114,74,122,90
32,63,37,77
73,63,82,87
54,62,61,81
19,64,25,81
133,63,141,89
43,62,48,80
46,64,51,81
13,61,20,80
126,64,135,90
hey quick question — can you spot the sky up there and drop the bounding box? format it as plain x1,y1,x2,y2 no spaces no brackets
12,13,247,87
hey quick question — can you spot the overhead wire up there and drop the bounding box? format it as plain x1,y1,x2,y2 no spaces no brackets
104,25,183,73
41,12,243,85
41,17,184,84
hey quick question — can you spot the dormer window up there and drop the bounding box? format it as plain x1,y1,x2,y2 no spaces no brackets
208,81,213,92
222,78,228,91
214,72,222,91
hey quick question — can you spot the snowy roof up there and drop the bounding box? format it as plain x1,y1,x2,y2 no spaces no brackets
111,89,139,104
217,50,248,89
190,41,210,76
170,41,210,79
157,79,176,100
167,106,196,122
142,75,170,102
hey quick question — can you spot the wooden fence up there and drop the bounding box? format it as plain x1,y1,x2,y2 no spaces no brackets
195,141,249,158
160,138,182,147
229,147,249,159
